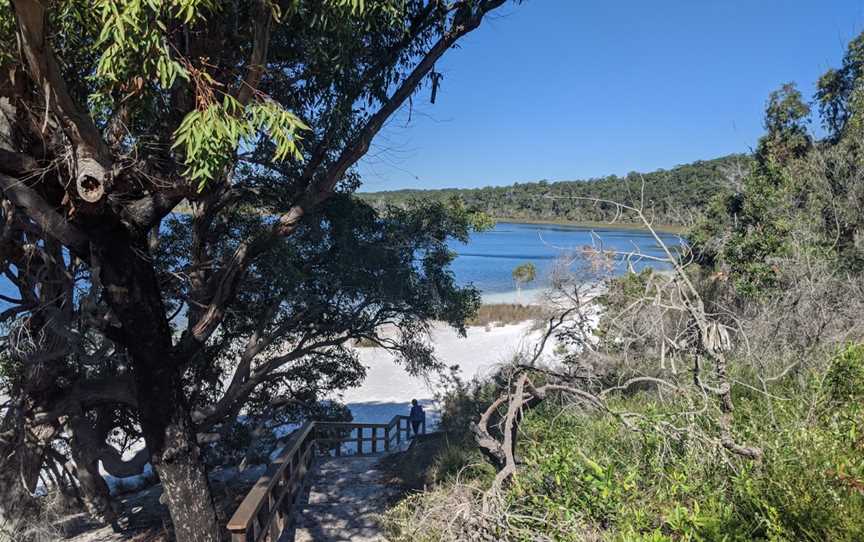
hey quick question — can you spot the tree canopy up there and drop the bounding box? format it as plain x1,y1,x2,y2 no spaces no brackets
689,32,864,295
0,1,516,540
512,262,536,287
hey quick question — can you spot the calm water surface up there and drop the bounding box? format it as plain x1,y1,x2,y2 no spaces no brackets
449,222,680,294
0,221,679,302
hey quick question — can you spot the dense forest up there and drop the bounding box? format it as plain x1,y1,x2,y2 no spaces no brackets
360,153,751,226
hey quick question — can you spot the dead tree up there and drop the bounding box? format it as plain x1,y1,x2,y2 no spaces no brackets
473,189,762,491
548,187,762,460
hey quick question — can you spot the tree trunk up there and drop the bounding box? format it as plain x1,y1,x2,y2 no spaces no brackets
123,327,223,542
147,407,221,542
68,415,118,528
70,449,117,528
0,444,40,525
134,357,221,542
153,424,221,542
93,226,222,542
0,411,46,531
124,349,222,542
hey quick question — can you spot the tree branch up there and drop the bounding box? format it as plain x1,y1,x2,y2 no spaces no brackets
180,0,509,356
0,172,90,256
274,0,507,237
31,376,138,425
11,0,112,203
235,0,272,107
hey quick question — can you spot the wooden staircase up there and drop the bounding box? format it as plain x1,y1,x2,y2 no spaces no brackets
289,454,397,541
227,416,425,542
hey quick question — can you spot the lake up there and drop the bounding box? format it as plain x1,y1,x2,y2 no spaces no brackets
343,221,683,422
449,221,681,295
0,221,678,306
0,219,683,430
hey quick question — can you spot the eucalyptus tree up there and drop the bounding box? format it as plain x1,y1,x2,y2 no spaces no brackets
0,0,517,539
816,32,864,141
689,31,864,295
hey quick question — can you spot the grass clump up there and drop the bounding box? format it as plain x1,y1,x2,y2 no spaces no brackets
466,304,549,327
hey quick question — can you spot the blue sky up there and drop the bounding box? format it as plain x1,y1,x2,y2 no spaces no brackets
357,0,864,191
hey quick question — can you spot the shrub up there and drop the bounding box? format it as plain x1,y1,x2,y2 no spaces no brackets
385,359,864,541
825,343,864,405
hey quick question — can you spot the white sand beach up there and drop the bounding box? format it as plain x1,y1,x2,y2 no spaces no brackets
341,288,563,426
342,320,542,427
340,283,607,427
346,320,539,402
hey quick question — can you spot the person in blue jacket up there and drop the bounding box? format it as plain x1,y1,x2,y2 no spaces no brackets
409,399,425,436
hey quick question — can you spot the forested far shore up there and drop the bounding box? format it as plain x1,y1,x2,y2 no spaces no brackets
358,154,751,226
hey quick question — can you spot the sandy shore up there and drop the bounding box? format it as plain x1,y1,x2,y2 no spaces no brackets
341,287,563,426
340,282,607,427
345,321,539,401
342,319,543,427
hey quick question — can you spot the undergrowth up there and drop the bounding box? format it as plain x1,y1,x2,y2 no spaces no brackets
383,344,864,541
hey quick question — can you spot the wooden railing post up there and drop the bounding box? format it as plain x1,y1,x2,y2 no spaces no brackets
227,421,316,542
268,492,280,541
384,426,390,451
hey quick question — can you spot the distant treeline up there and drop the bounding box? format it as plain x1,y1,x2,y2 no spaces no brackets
358,154,751,226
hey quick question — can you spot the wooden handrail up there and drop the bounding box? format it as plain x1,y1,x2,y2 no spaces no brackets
226,414,426,542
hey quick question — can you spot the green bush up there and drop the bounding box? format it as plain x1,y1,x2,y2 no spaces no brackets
428,440,495,483
825,343,864,405
385,360,864,541
513,372,864,541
